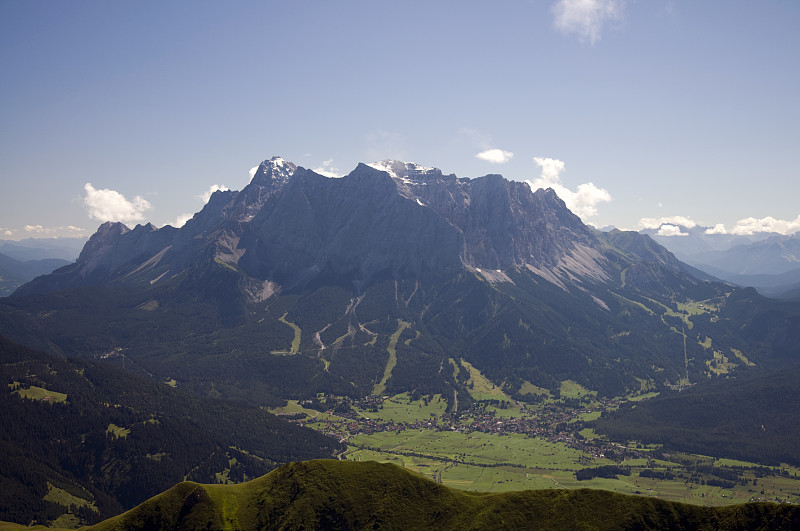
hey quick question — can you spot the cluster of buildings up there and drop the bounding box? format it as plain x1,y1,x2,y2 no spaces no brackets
290,394,642,463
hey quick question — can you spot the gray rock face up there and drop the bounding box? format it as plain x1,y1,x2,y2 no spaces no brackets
363,161,611,286
14,156,677,296
181,156,296,237
15,221,176,294
238,164,465,289
76,222,173,277
409,172,598,270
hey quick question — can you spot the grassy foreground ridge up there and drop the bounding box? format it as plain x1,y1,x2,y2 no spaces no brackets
22,459,798,530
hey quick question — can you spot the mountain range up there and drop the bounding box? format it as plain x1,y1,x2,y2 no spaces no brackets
3,156,800,528
643,226,800,298
0,238,86,263
0,238,85,296
2,157,798,408
0,253,70,297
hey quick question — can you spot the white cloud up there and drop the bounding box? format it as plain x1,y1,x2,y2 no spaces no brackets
533,157,565,182
730,214,800,236
476,149,514,164
1,228,12,236
169,213,193,229
24,224,87,236
198,184,229,204
552,0,624,44
705,224,728,235
527,157,611,219
639,216,698,230
312,159,344,178
248,166,258,182
656,224,688,237
83,183,152,224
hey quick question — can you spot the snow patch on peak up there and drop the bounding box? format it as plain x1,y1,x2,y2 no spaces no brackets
366,160,439,206
367,160,438,183
251,156,297,186
262,156,295,171
365,160,401,179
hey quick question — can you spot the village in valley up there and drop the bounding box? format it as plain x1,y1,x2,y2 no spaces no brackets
285,392,636,463
271,388,800,506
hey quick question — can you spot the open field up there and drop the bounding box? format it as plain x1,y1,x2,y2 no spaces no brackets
268,400,351,424
559,380,595,399
106,423,131,438
347,429,587,470
10,383,67,403
288,388,800,507
358,393,447,424
271,313,301,355
627,391,659,402
460,359,513,401
344,426,800,506
43,483,96,512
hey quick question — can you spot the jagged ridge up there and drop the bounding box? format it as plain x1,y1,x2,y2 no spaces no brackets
16,157,634,296
6,155,795,403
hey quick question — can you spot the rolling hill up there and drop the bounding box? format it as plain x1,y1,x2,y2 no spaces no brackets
33,460,800,530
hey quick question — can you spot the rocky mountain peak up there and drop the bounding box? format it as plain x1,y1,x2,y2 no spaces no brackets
533,186,564,204
77,221,130,263
17,155,691,298
250,156,297,188
210,156,299,224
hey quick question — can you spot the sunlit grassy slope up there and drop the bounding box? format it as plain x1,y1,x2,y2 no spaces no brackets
69,460,800,530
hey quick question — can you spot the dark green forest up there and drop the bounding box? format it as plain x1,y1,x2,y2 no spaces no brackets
592,364,800,466
0,334,343,526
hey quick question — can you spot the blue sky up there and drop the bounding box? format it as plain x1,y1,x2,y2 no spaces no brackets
1,1,798,240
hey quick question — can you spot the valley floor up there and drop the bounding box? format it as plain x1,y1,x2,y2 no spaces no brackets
271,385,800,508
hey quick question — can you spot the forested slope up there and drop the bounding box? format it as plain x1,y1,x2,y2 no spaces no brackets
593,364,800,466
0,335,342,526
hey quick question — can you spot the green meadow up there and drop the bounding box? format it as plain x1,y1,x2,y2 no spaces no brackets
272,360,800,508
372,319,410,396
360,393,448,423
271,313,301,355
344,426,800,506
306,388,800,507
10,383,67,403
